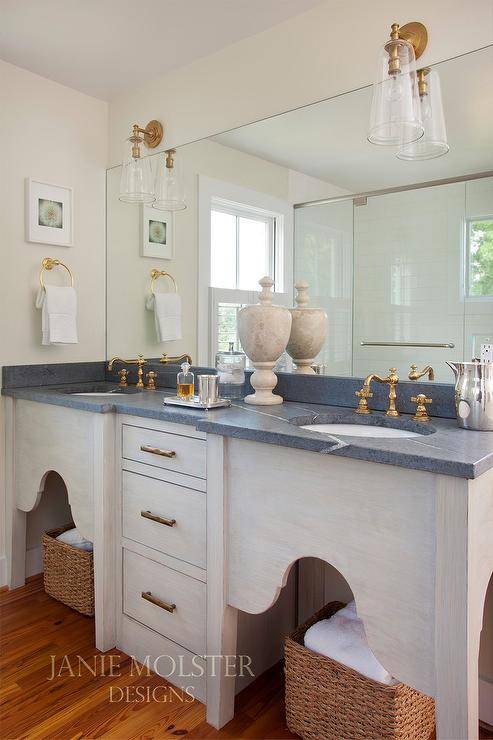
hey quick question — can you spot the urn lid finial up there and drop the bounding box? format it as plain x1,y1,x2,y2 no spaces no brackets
258,276,274,305
294,281,310,308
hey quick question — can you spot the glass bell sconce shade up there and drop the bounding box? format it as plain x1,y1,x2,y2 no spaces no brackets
368,23,426,146
119,140,155,204
119,120,163,204
153,149,187,211
396,68,449,160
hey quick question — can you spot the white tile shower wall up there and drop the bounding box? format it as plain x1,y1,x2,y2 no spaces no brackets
353,183,466,382
294,201,353,375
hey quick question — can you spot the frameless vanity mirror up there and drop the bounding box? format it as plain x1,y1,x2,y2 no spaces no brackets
106,46,493,383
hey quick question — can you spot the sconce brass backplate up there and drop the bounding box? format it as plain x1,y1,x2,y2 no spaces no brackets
143,120,163,149
399,22,428,60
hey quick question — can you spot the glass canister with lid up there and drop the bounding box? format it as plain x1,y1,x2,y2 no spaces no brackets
215,342,246,399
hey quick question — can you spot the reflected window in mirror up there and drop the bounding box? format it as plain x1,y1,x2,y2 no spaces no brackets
211,203,276,290
200,188,292,364
210,201,281,361
467,218,493,298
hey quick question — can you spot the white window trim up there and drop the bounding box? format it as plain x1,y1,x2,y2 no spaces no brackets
198,175,293,365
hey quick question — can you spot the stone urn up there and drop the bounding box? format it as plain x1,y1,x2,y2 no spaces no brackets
286,281,327,374
237,276,292,405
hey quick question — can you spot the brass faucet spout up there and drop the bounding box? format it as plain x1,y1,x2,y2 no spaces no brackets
408,364,435,381
107,355,147,388
355,368,399,417
160,353,193,366
364,373,387,388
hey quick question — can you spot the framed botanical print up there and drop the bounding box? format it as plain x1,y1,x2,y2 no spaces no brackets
141,205,173,259
25,179,73,246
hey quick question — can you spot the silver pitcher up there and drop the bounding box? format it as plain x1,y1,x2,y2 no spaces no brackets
446,362,493,431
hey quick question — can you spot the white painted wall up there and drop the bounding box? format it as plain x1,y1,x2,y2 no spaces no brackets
0,60,108,366
108,0,493,167
0,60,108,585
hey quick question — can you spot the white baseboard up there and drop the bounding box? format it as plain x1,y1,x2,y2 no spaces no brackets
26,546,43,578
0,555,6,587
480,676,493,726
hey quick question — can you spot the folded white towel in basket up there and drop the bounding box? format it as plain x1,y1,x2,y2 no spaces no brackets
56,528,93,552
304,600,398,685
146,291,182,343
36,285,78,345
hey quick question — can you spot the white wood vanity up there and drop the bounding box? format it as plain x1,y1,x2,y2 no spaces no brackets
4,395,493,740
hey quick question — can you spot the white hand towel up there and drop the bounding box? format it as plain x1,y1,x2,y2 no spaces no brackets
145,292,182,343
304,601,398,685
36,285,78,345
56,527,93,552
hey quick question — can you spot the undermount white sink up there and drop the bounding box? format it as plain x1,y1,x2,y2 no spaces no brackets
70,392,122,396
301,423,422,439
65,386,142,396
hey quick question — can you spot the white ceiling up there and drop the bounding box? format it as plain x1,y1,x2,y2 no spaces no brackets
213,47,493,194
0,0,323,100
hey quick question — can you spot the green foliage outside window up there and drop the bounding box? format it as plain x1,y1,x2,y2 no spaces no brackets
469,219,493,297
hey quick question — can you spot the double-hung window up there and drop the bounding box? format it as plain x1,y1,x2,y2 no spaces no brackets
198,177,293,364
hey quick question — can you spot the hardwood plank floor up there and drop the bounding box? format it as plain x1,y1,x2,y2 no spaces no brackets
1,575,491,740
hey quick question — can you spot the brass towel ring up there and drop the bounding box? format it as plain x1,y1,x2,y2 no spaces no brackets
150,269,178,294
39,257,74,289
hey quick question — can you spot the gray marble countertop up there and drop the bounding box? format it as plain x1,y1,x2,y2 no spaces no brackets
3,382,493,479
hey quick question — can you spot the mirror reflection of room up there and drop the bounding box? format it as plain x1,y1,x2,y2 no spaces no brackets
107,47,493,382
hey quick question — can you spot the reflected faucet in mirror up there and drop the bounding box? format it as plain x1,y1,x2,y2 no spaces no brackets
355,368,400,417
408,364,435,381
108,355,147,389
160,353,193,366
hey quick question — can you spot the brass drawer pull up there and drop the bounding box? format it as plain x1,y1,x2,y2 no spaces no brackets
141,510,176,527
141,591,176,613
140,444,176,458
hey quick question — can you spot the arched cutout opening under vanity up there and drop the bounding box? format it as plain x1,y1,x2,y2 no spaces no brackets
25,470,73,579
233,556,358,695
479,573,493,730
297,556,355,625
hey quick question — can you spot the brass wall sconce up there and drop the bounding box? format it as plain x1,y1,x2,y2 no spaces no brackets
153,148,187,211
368,21,449,160
396,65,449,161
128,120,163,157
119,120,187,208
119,119,164,204
368,22,428,147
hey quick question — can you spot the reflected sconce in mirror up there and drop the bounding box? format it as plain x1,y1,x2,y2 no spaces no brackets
367,22,428,147
119,120,163,204
396,67,449,160
153,149,187,211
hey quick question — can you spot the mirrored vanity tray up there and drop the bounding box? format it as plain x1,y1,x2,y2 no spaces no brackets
163,396,232,410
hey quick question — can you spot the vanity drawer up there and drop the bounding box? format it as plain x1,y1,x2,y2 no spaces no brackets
123,548,205,655
122,471,206,568
122,424,206,479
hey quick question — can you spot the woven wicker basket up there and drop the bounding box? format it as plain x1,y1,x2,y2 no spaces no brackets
285,601,435,740
42,524,94,616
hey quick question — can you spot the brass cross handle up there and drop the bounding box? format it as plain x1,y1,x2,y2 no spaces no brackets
411,393,432,422
355,386,373,415
146,371,157,390
118,369,128,387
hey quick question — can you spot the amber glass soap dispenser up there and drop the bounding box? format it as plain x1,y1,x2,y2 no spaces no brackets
177,362,194,400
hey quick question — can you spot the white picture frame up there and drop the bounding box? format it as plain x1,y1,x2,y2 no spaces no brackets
25,178,73,247
141,205,173,259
